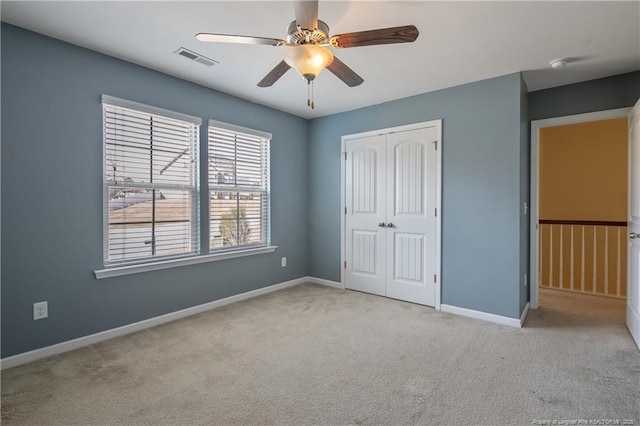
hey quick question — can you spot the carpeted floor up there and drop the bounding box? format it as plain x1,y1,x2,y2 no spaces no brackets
1,284,639,425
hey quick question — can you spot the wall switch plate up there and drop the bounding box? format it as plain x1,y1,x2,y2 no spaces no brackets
33,301,48,320
281,257,287,267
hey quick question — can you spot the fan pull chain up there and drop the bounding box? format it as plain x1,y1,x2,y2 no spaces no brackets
307,80,315,109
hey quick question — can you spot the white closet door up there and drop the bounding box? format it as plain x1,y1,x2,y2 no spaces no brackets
385,128,438,306
345,135,387,296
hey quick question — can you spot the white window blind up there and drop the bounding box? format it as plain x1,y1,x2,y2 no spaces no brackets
208,120,271,251
102,96,200,265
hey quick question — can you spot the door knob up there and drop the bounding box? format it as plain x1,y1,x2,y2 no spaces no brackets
386,222,394,228
631,232,639,240
378,222,386,228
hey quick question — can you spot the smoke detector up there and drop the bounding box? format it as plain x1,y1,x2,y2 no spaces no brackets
549,58,567,69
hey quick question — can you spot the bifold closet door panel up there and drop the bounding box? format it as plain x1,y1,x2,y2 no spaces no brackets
344,134,387,296
385,127,438,306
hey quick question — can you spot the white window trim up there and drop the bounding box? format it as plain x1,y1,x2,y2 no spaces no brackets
94,245,278,279
101,95,202,125
208,119,271,140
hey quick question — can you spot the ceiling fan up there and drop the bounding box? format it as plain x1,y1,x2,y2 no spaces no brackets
196,0,419,108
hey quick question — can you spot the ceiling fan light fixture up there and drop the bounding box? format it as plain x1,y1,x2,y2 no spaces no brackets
284,44,334,82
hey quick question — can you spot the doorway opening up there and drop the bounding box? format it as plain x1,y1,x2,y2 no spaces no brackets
530,108,631,321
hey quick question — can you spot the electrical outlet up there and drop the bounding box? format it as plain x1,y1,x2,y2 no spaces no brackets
524,273,528,287
33,301,48,320
281,257,287,267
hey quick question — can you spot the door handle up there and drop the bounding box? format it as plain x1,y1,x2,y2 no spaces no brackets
378,222,386,228
631,232,639,240
386,222,394,228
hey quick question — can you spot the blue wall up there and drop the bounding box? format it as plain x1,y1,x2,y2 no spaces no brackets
1,24,309,358
528,71,640,120
309,73,526,319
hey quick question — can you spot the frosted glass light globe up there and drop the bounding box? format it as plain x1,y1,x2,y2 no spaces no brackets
285,45,334,82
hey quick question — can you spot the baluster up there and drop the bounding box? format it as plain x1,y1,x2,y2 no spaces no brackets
539,225,543,287
559,224,564,288
570,225,574,291
592,226,597,294
617,227,621,297
581,225,585,292
604,227,609,296
549,225,554,288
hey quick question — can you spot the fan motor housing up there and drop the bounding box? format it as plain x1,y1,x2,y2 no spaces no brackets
287,19,330,45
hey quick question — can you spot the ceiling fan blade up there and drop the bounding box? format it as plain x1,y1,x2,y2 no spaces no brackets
330,25,419,48
326,56,364,87
257,61,292,87
196,33,285,46
293,1,318,30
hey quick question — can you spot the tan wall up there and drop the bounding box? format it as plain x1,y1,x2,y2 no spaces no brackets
540,118,627,221
539,118,628,298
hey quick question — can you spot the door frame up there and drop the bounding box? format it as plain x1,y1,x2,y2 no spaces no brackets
340,120,443,309
529,107,631,309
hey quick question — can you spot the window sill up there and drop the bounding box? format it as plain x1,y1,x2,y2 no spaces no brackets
94,246,278,279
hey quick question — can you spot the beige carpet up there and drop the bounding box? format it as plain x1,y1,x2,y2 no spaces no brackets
2,284,639,425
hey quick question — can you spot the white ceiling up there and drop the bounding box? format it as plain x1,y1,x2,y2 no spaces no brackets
2,1,639,119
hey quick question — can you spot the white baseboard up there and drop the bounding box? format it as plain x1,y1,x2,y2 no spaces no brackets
307,276,344,289
520,302,530,327
0,276,308,370
441,304,523,328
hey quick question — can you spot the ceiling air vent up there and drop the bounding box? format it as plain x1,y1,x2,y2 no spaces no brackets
174,47,219,67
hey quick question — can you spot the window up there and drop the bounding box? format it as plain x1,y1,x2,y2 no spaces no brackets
97,97,274,277
208,120,271,251
102,95,201,265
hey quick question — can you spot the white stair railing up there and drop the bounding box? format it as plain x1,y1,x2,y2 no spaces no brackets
539,220,627,298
